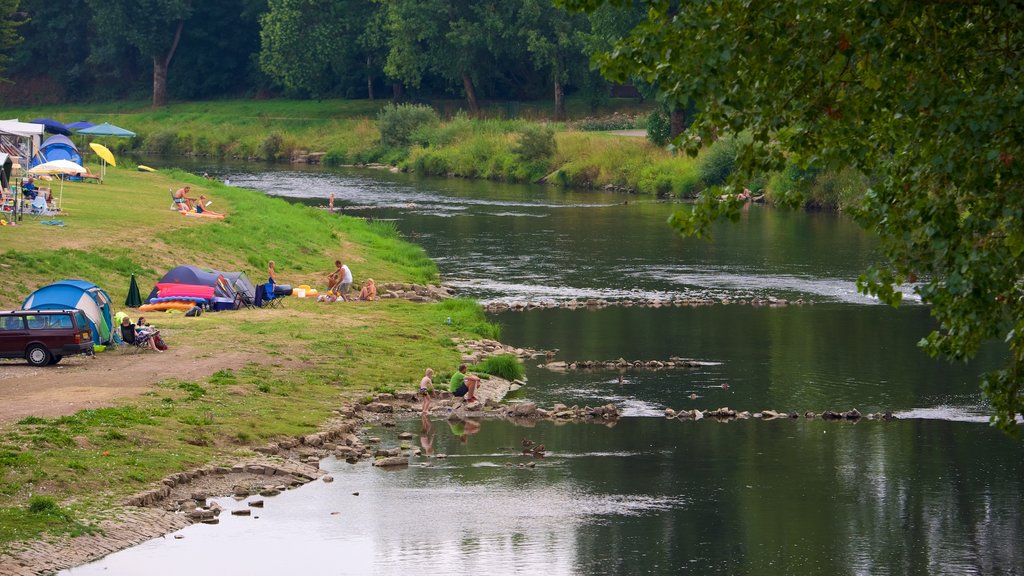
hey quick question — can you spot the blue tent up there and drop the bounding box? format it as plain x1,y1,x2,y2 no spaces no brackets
31,134,83,167
22,280,114,344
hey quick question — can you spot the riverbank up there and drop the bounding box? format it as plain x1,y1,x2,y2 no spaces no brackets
0,167,500,557
6,98,868,209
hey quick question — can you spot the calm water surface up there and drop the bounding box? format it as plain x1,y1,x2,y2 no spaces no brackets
65,163,1023,575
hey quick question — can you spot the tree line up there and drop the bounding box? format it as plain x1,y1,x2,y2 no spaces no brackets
0,0,643,115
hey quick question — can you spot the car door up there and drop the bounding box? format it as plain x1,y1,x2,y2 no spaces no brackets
0,315,28,358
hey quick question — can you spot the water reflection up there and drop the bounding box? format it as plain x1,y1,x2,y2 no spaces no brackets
65,418,1024,576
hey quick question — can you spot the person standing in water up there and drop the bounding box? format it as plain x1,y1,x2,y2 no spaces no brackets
420,368,435,414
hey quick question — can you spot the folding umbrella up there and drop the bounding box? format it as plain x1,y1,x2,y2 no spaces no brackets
28,159,86,210
125,274,142,308
89,142,116,177
28,118,71,136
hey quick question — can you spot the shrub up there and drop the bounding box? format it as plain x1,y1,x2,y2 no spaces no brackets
697,136,740,187
646,109,671,147
472,354,524,381
28,495,58,514
141,131,181,155
377,103,440,148
513,125,556,163
259,132,284,161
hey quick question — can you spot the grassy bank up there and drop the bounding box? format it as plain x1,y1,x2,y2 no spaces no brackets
0,167,492,547
9,97,866,207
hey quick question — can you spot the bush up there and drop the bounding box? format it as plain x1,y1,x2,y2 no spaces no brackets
646,109,671,147
259,132,284,161
697,136,740,187
377,103,440,148
472,354,524,381
513,125,556,163
28,495,59,514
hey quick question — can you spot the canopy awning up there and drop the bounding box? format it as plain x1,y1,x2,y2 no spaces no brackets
0,120,45,137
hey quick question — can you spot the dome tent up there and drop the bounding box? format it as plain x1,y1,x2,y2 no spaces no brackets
147,265,236,302
31,134,83,167
22,280,114,345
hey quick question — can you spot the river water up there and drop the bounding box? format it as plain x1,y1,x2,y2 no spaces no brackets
65,165,1023,575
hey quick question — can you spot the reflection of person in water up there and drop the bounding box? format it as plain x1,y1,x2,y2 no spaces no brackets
419,414,434,456
448,418,481,444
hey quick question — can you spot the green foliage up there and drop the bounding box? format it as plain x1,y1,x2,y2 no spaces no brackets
696,136,739,188
513,125,556,163
27,495,58,514
377,103,441,148
568,0,1024,433
646,109,670,147
471,354,525,381
259,132,285,161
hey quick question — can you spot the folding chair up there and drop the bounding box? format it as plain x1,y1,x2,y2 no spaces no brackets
258,283,285,308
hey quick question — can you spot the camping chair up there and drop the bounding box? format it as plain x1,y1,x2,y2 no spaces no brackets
27,194,55,219
235,289,256,309
257,283,285,308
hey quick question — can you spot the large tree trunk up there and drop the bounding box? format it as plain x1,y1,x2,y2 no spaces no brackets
392,82,402,101
152,56,168,108
366,56,374,100
151,20,185,108
553,80,565,121
462,73,480,115
670,105,686,139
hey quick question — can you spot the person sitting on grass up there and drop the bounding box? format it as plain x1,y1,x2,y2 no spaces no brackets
358,278,377,301
173,186,196,211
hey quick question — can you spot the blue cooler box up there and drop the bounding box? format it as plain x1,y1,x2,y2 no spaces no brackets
212,297,235,311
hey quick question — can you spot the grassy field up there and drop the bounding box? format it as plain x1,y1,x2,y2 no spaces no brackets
0,166,493,547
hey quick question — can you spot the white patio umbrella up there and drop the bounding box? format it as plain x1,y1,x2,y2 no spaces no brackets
28,159,86,211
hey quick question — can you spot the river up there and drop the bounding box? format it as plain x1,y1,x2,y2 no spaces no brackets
64,164,1023,575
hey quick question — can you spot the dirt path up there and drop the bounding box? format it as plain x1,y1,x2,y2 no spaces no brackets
0,346,259,425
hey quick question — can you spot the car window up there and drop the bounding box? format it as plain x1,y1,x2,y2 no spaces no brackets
48,315,73,329
0,316,24,330
25,315,46,329
73,311,89,330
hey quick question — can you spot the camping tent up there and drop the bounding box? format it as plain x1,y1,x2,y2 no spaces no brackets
22,280,115,344
32,135,83,167
148,265,235,301
210,270,256,301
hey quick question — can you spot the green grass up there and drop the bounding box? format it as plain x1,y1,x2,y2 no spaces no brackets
471,354,525,381
0,162,498,547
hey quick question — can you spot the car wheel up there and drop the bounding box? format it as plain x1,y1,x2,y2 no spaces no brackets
48,355,63,365
26,344,52,367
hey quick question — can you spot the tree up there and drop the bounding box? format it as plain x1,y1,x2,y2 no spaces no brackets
382,0,500,114
0,0,22,79
518,0,588,120
87,0,192,107
259,0,383,98
561,0,1024,433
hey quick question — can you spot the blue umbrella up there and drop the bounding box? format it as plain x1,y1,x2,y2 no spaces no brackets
66,121,96,131
76,122,136,138
28,118,71,136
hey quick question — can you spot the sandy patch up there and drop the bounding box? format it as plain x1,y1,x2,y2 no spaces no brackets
0,345,259,425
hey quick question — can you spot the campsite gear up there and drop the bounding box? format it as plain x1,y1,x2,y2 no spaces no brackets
28,159,87,211
137,165,157,172
139,301,197,312
125,274,142,308
22,280,115,345
184,305,203,317
77,123,136,138
89,142,116,178
28,118,71,136
148,266,235,302
32,135,83,168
